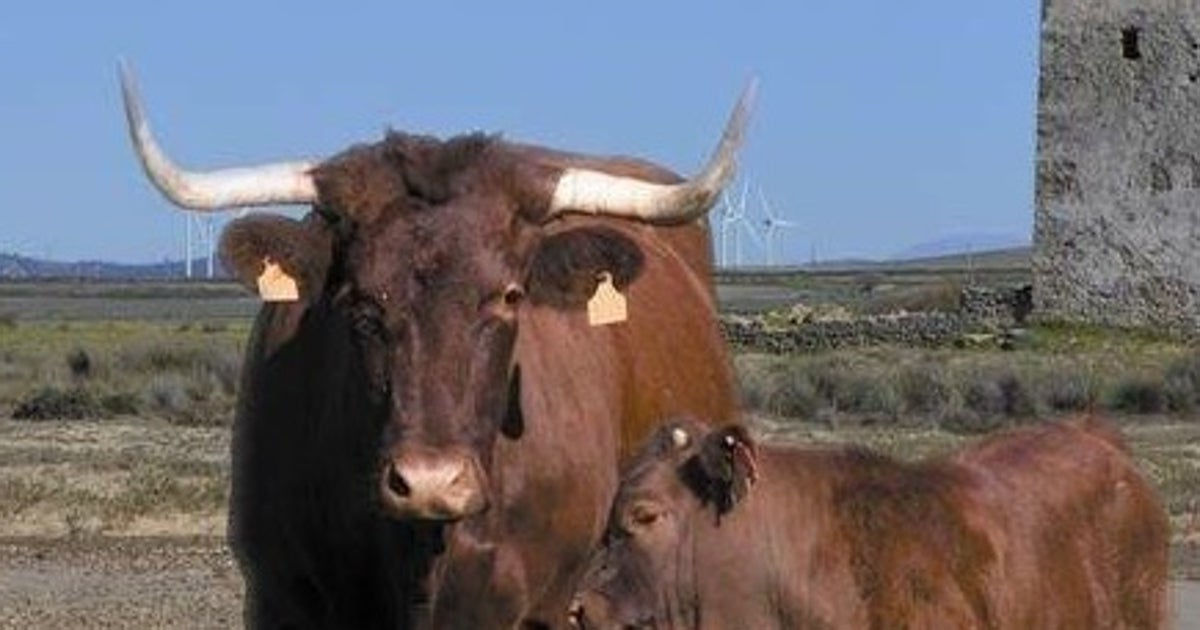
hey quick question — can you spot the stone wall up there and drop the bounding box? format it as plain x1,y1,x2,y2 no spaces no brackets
721,285,1031,354
1035,0,1200,333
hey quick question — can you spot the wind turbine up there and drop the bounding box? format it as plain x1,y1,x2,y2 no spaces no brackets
183,207,250,278
713,178,768,268
756,186,797,266
716,189,738,268
725,180,764,268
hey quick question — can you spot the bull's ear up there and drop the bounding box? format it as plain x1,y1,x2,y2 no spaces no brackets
525,226,644,309
688,424,759,514
219,214,332,302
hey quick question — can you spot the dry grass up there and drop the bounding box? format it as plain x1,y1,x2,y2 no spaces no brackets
0,312,1194,578
736,326,1200,433
0,321,247,426
0,419,228,537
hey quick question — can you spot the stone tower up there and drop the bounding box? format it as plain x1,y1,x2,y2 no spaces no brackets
1035,0,1200,332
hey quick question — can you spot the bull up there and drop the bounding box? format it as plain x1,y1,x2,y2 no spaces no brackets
570,416,1169,629
119,64,751,629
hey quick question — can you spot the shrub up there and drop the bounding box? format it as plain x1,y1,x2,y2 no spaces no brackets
100,391,141,416
830,371,902,422
143,375,189,416
940,407,1006,435
895,364,953,417
141,374,232,427
119,344,211,373
1040,369,1097,412
1107,375,1166,415
12,386,102,420
959,367,1035,418
66,348,92,380
0,313,16,329
1164,351,1200,414
768,374,820,419
735,355,819,419
200,321,228,334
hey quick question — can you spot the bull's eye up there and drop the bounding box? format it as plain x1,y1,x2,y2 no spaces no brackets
502,283,525,307
628,503,663,529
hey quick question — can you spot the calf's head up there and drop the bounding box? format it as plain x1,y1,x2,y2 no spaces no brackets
119,64,754,522
569,419,758,629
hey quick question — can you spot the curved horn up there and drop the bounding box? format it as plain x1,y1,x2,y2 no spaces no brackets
119,61,318,211
547,80,757,224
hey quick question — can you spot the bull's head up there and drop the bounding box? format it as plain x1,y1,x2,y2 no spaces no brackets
568,419,758,629
119,63,753,521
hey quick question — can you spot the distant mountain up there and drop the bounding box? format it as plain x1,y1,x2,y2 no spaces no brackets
3,233,1034,280
0,252,231,280
888,232,1030,262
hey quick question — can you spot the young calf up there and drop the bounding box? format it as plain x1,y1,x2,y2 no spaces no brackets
569,416,1168,629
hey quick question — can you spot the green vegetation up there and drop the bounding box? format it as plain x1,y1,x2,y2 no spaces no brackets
736,324,1199,433
0,278,1194,571
1,321,247,427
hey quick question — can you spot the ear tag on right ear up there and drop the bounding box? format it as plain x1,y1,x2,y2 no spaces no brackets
588,272,627,327
257,257,299,303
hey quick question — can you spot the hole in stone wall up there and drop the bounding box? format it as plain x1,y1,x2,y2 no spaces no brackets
1121,26,1142,60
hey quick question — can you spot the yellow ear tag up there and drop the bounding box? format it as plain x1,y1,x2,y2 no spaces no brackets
587,272,627,326
256,257,299,303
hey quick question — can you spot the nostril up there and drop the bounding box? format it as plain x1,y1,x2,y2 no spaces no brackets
567,600,584,628
386,464,410,497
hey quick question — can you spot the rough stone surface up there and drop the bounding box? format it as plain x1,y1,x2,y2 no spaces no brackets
1035,0,1200,333
720,285,1031,354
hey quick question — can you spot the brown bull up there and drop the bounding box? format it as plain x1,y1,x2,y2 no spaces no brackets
119,64,751,629
571,416,1169,629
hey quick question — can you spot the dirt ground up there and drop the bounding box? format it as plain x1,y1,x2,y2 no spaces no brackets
0,537,242,629
1,416,1197,627
0,538,1196,629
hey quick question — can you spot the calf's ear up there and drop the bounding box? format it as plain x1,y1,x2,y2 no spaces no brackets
525,226,644,309
219,214,332,303
688,424,759,514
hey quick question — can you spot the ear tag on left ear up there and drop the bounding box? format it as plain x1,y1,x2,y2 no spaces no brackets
257,257,299,303
588,272,627,326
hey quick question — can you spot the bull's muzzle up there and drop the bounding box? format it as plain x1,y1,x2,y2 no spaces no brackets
568,591,645,630
380,448,488,520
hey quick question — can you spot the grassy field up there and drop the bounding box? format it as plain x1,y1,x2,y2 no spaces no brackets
0,274,1196,580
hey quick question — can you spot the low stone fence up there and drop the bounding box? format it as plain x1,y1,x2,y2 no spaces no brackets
721,284,1031,354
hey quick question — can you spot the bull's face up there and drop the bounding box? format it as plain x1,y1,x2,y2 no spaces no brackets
569,420,757,629
119,64,753,522
220,136,650,521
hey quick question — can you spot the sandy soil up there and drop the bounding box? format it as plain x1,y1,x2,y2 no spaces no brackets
0,537,242,629
0,417,1194,627
0,537,1196,629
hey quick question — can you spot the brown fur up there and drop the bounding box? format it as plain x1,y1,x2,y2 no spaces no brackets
219,131,738,629
572,416,1170,629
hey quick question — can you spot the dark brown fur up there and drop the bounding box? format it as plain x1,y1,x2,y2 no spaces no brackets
572,416,1169,629
220,131,738,629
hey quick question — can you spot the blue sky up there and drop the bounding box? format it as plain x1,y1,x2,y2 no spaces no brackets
0,1,1040,265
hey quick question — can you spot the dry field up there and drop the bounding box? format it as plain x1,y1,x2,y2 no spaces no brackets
0,277,1197,627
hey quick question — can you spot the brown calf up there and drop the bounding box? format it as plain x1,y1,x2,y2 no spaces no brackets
571,416,1169,629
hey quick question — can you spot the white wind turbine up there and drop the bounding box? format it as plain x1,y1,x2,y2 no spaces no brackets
756,186,797,266
726,180,764,267
716,189,738,268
